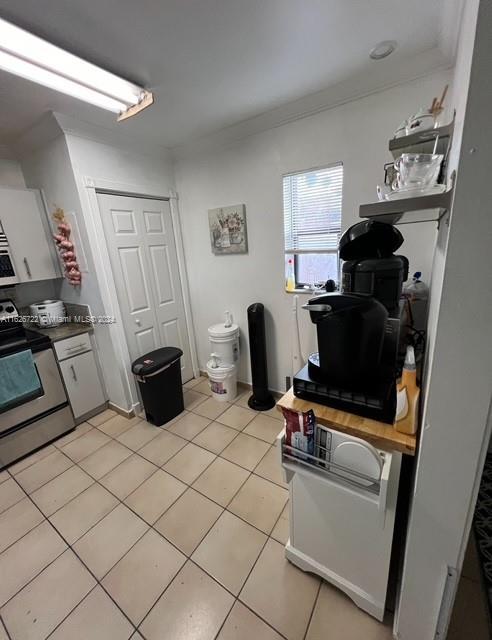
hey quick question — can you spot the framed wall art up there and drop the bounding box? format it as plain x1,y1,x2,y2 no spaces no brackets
208,204,248,255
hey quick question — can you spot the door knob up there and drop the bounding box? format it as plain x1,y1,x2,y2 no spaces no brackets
135,318,141,325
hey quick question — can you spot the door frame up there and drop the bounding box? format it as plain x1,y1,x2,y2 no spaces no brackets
82,175,199,411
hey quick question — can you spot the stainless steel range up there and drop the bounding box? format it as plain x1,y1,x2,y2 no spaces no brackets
0,299,74,469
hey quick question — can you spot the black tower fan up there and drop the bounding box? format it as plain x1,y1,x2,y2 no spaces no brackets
247,303,275,411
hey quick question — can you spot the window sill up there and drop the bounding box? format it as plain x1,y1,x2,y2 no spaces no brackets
285,288,318,295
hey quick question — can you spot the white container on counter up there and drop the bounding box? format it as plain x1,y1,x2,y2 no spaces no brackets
29,300,65,327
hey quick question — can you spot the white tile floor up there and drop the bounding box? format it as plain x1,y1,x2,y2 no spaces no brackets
0,384,394,640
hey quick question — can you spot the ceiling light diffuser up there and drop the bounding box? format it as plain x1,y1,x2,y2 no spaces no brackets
0,18,153,120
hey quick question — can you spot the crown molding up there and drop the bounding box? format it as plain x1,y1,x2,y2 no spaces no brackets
11,110,172,163
173,47,454,161
52,113,172,162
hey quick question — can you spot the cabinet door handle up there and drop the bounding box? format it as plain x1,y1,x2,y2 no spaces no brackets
70,365,77,382
23,258,32,278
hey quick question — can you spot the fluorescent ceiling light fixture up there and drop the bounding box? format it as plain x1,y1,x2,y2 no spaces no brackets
0,18,153,119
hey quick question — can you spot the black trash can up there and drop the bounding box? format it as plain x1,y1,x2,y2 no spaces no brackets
132,347,184,426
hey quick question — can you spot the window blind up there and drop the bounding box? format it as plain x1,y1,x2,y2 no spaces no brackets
283,163,343,254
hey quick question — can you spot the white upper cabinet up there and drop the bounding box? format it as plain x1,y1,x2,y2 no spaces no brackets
0,186,59,282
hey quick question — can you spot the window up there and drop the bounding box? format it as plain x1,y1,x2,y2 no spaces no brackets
283,163,343,291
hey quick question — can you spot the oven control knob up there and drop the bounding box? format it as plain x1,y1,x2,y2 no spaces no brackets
5,305,14,313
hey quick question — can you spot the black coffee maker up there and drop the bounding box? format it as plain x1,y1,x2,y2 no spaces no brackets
293,220,407,423
340,220,408,317
304,293,388,388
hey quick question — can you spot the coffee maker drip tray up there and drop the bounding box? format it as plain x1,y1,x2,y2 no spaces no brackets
293,358,396,424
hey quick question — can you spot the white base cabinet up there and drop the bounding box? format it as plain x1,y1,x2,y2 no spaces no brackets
279,430,402,622
54,333,106,421
59,351,106,419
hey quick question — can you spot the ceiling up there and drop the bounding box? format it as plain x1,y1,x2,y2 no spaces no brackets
0,0,462,150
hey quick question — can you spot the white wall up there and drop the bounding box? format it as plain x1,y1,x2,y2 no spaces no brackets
20,132,95,306
64,138,175,195
175,69,452,391
60,116,176,410
0,158,25,188
16,114,175,411
395,2,492,638
17,126,121,406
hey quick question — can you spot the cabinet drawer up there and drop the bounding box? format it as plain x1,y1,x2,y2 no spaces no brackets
54,333,92,361
59,351,106,418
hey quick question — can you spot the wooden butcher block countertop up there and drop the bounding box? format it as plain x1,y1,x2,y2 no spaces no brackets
276,388,416,456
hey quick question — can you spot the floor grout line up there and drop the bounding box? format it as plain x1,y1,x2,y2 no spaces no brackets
10,482,140,637
0,491,69,598
210,597,237,640
79,436,267,560
0,541,66,608
6,447,58,478
0,497,48,556
7,390,279,499
234,599,291,640
127,475,290,637
2,398,283,547
2,480,290,640
0,491,27,519
1,394,291,640
302,580,323,640
89,409,290,637
4,468,141,633
79,399,286,543
0,614,12,640
43,582,134,640
11,445,95,497
110,396,294,639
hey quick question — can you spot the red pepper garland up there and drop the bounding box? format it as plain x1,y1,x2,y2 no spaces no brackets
52,207,82,286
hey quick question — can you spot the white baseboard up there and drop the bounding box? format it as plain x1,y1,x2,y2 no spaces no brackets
108,402,136,418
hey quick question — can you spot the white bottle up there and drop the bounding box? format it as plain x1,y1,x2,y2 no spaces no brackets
404,272,429,301
403,272,429,332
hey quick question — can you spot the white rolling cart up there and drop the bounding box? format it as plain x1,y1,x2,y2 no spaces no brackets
278,425,402,621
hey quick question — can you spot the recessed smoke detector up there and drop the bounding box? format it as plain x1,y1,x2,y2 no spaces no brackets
369,40,397,60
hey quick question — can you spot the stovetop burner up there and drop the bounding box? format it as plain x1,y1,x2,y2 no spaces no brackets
0,299,52,356
0,323,51,357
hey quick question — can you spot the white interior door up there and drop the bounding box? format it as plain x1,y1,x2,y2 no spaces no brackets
97,193,193,382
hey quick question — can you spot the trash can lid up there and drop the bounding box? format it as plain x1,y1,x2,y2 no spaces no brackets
132,346,183,377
